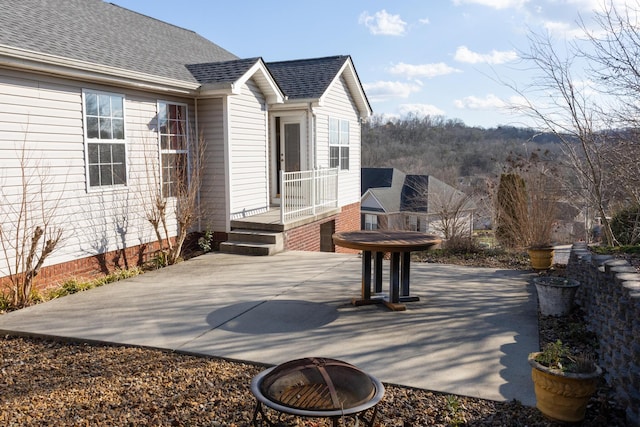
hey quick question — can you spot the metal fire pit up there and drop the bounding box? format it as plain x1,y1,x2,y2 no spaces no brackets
251,357,385,426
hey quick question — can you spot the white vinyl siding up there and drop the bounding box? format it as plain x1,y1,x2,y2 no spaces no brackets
0,69,193,276
227,79,269,218
314,76,361,207
197,97,227,232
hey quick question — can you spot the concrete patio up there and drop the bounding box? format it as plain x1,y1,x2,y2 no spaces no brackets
0,251,540,406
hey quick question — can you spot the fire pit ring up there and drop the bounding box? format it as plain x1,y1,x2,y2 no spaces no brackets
251,357,385,426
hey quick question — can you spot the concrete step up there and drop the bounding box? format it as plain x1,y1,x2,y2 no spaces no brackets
230,219,284,232
220,229,284,256
219,241,278,256
228,229,283,245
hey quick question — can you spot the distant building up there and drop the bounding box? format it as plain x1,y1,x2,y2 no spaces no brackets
361,168,475,238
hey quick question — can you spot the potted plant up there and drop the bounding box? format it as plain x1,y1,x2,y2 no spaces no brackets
495,155,558,270
524,170,558,270
529,340,602,423
533,276,580,316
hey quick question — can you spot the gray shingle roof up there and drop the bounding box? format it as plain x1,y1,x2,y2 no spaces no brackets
362,168,473,214
186,58,261,84
267,56,349,99
0,0,238,83
362,168,408,213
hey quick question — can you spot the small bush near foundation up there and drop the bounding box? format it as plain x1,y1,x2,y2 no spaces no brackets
45,268,142,300
0,294,9,312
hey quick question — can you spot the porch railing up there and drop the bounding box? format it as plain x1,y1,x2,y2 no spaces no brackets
281,168,339,223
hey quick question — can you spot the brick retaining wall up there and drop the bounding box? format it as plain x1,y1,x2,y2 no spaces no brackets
284,202,360,254
567,242,640,425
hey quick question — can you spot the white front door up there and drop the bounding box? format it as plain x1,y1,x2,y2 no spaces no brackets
282,121,301,172
272,114,306,204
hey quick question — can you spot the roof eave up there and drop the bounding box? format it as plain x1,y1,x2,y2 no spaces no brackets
319,56,372,119
235,59,284,104
270,98,320,111
197,82,234,97
361,190,388,213
0,45,200,95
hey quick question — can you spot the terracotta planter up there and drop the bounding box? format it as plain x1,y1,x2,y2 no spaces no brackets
533,277,580,317
528,353,602,423
528,247,554,270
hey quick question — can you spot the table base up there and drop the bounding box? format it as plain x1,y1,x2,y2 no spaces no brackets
351,294,420,311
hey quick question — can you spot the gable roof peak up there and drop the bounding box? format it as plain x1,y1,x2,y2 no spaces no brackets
266,55,371,118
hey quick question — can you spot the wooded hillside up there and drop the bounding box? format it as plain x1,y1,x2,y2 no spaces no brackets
361,114,563,185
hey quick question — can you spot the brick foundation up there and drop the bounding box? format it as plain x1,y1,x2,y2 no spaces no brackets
2,206,361,294
1,239,169,293
284,202,360,254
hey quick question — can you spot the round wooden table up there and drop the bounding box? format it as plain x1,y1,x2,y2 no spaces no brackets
332,231,441,311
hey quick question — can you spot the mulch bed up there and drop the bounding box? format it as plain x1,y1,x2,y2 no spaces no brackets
0,332,620,427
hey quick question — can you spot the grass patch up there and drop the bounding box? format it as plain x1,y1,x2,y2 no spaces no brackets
44,268,142,300
590,244,640,255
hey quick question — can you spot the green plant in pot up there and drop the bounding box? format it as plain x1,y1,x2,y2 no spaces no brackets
528,340,602,423
533,276,580,317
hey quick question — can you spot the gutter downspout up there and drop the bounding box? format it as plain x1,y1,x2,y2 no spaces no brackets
310,103,316,170
195,98,202,232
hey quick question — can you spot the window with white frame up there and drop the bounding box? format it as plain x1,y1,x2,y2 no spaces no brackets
408,214,425,232
329,117,349,170
158,102,188,198
83,90,126,188
364,214,378,230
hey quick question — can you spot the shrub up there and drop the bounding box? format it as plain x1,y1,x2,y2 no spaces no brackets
496,173,528,248
443,236,480,254
45,268,142,300
610,204,640,245
198,228,213,253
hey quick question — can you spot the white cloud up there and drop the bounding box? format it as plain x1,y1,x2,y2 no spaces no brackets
452,0,529,10
454,46,518,64
389,62,462,78
542,20,585,39
419,17,430,24
454,94,509,110
565,0,629,11
398,103,446,117
359,10,407,36
363,81,422,101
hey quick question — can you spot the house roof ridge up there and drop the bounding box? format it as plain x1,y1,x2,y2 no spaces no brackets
188,57,263,67
266,55,350,66
107,2,198,35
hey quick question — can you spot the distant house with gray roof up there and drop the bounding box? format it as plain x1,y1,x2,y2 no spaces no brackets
0,0,371,286
361,168,475,238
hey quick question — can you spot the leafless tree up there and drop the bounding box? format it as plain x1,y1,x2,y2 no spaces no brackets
0,144,63,308
139,128,205,266
406,177,474,242
581,4,640,210
509,29,617,245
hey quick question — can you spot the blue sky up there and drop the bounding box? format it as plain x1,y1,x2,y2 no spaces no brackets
111,0,622,128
